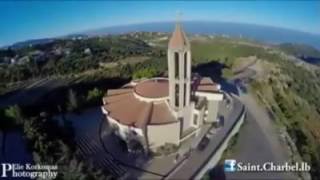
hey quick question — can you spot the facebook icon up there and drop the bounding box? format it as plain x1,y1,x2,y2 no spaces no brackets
224,159,237,172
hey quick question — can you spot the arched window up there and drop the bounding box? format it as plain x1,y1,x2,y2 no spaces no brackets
184,52,187,79
174,52,179,78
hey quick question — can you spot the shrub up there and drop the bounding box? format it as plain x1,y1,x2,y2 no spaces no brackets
132,67,158,79
86,88,103,105
222,68,234,79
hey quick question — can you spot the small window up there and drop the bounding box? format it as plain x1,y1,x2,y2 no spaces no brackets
131,130,137,136
183,84,186,106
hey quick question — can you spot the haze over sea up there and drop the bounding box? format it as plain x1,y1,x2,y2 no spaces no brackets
82,21,320,49
1,1,319,49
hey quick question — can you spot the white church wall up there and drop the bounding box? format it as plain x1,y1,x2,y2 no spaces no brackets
180,104,194,132
147,121,180,149
206,100,219,123
195,92,223,101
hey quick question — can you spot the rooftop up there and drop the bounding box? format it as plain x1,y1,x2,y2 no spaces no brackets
193,77,220,93
134,78,169,99
103,83,176,128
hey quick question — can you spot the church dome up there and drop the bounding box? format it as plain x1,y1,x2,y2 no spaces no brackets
134,78,169,99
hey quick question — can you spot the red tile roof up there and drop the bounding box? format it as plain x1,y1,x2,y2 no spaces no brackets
103,81,176,128
193,77,220,93
150,102,176,125
104,91,151,127
134,78,169,98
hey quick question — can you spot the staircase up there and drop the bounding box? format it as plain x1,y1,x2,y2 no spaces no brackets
76,132,126,178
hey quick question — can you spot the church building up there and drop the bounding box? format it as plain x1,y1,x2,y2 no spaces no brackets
101,22,223,151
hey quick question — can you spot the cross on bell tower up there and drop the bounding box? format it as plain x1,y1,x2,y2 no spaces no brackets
176,11,182,26
167,15,191,112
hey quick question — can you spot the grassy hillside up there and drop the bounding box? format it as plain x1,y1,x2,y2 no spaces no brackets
249,56,320,179
176,35,320,179
191,37,265,63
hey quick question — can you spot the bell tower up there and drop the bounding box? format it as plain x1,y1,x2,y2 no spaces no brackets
167,22,191,112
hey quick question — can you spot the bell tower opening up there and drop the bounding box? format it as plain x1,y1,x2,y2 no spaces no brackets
174,52,179,78
175,84,179,107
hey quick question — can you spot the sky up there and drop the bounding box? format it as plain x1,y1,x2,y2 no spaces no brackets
0,1,319,46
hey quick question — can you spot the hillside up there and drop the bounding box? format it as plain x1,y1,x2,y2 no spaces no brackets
277,43,320,57
0,35,154,82
190,36,320,179
276,43,320,65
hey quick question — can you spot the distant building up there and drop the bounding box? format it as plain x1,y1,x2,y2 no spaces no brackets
10,58,16,64
101,22,223,152
84,48,91,55
17,56,30,65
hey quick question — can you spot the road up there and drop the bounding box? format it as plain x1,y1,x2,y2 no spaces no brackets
220,58,298,179
166,96,245,179
225,94,297,179
205,57,299,179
